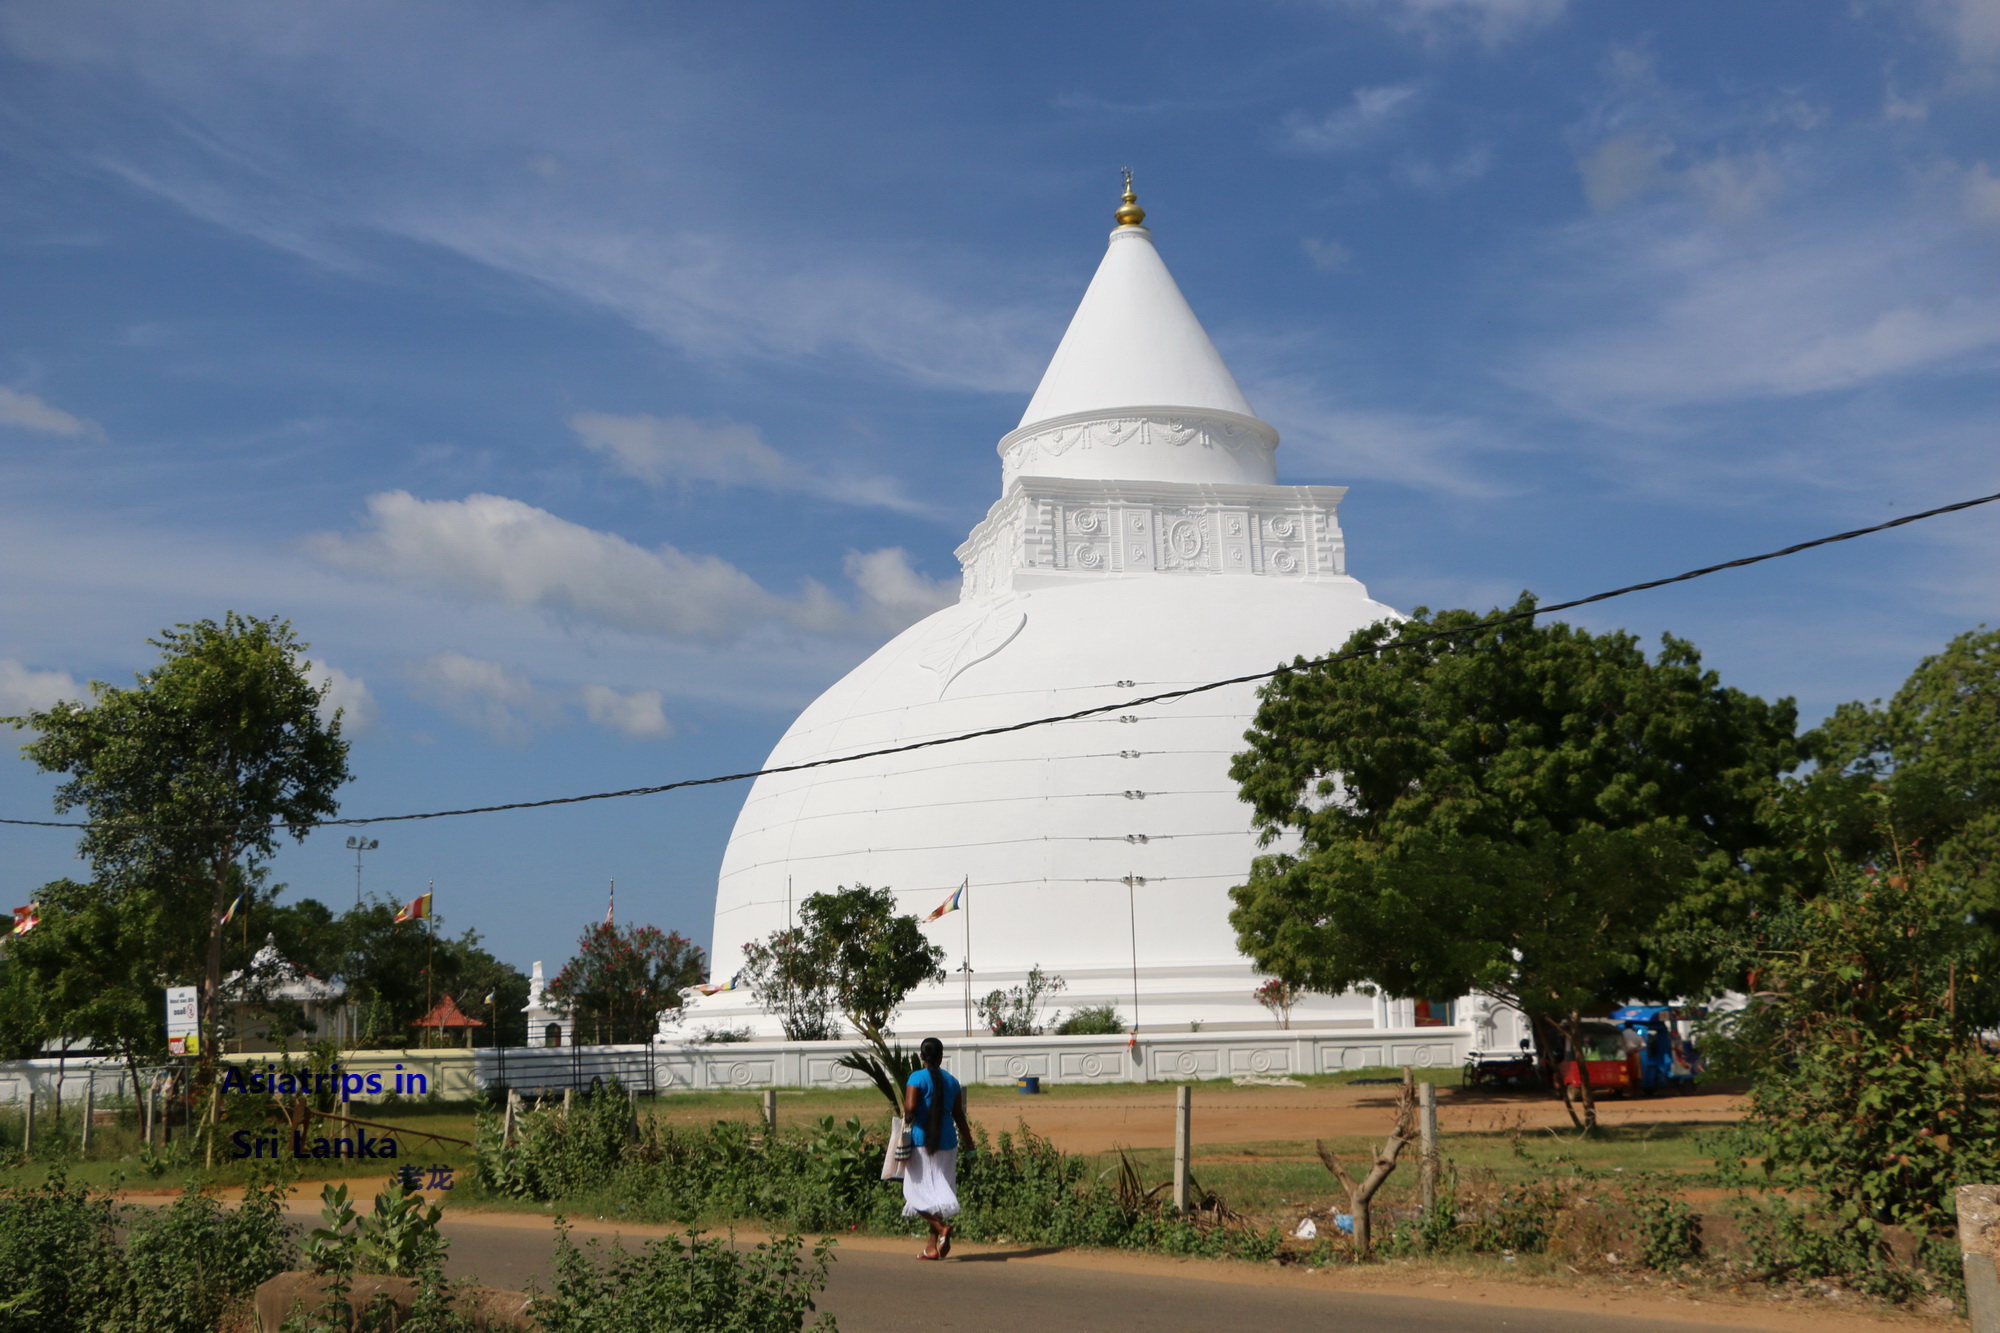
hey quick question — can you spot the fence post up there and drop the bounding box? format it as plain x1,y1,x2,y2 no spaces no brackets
23,1090,34,1157
143,1084,154,1149
1173,1084,1192,1214
81,1080,94,1156
762,1088,778,1133
503,1089,520,1147
1959,1185,2000,1333
1418,1079,1439,1214
563,1086,574,1117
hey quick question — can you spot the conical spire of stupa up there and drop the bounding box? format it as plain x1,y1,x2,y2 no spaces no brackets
1000,175,1278,487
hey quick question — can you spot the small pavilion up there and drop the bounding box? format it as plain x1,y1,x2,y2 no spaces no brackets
412,994,486,1048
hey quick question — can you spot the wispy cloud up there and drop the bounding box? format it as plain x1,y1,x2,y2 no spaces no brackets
1281,84,1422,153
0,3,1057,398
579,683,673,740
1511,212,2000,421
1320,0,1569,45
410,652,556,744
0,387,102,438
300,659,379,735
307,491,952,642
0,659,83,718
569,411,933,516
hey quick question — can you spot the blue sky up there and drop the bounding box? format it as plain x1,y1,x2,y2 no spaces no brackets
2,0,1997,974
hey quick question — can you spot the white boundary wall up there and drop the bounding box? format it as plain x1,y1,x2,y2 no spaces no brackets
476,1025,1470,1095
0,1026,1471,1104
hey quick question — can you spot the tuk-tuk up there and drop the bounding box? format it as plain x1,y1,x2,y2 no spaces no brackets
1607,1005,1702,1094
1557,1019,1636,1099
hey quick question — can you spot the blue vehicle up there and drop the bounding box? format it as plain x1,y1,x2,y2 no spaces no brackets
1606,1005,1702,1094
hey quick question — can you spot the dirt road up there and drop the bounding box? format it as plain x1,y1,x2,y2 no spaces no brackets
372,1208,1928,1333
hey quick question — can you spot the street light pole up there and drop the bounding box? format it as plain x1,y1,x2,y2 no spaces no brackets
345,837,379,908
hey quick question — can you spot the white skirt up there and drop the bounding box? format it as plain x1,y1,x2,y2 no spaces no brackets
900,1146,960,1219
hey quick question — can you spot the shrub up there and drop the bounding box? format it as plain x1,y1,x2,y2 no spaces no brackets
532,1223,838,1333
976,965,1065,1036
476,1081,636,1200
0,1170,296,1333
1055,1005,1124,1035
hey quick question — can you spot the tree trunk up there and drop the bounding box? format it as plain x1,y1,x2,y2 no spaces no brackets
1561,1010,1598,1133
201,844,235,1085
1317,1068,1419,1258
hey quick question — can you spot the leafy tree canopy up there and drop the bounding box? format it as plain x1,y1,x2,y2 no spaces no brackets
1706,854,2000,1286
546,922,706,1046
1229,600,1798,1055
743,885,943,1042
1800,625,2000,911
5,613,351,1065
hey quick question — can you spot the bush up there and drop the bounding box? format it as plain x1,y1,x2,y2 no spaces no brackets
1055,1005,1124,1035
532,1223,838,1333
1708,861,2000,1293
0,1170,297,1333
477,1081,636,1200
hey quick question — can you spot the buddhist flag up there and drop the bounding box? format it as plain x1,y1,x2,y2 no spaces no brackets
10,904,39,936
924,879,966,923
220,892,244,927
394,891,433,925
693,972,742,996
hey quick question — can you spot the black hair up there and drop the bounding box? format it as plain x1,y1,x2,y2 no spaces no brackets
919,1037,948,1142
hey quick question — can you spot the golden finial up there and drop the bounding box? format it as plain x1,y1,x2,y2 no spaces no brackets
1114,167,1146,227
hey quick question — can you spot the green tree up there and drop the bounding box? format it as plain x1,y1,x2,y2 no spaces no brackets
743,885,944,1043
1800,625,2000,912
1707,854,2000,1292
5,614,351,1074
1228,600,1798,1127
335,898,529,1047
546,922,705,1045
740,926,839,1042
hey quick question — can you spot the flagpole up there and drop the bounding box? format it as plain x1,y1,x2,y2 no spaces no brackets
426,880,436,1046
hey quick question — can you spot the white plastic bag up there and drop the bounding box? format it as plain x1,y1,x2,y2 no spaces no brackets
881,1115,912,1180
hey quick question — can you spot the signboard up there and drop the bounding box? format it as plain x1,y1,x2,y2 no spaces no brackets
165,985,199,1057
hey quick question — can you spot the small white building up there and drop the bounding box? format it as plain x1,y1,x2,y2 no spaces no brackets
523,960,574,1047
221,935,356,1052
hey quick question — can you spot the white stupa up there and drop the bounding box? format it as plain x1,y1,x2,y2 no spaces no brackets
689,181,1410,1037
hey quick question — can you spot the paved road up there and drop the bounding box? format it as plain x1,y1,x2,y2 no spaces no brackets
414,1212,1788,1333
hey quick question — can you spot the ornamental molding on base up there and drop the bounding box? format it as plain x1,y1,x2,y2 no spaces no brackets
997,406,1279,485
955,475,1351,599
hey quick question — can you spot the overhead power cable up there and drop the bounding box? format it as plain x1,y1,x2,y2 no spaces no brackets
5,486,1998,835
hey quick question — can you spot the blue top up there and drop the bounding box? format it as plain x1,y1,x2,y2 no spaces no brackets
906,1066,961,1151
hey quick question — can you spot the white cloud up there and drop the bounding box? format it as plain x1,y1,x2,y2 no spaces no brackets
1924,0,2000,62
1301,237,1354,272
0,659,83,718
1965,163,2000,224
410,652,555,743
1325,0,1568,44
1282,84,1421,153
1247,374,1515,498
568,411,931,515
1513,212,2000,421
0,387,101,438
308,491,951,642
1396,146,1495,193
300,659,379,735
579,683,673,740
1578,135,1673,212
843,548,956,631
0,6,1056,398
571,412,788,488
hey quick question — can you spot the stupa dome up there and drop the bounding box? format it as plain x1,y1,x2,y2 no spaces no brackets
691,185,1399,1038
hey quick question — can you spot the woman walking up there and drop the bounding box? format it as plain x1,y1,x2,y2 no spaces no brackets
901,1036,972,1260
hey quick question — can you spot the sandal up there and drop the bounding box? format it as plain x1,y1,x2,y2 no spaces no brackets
917,1247,941,1261
938,1225,953,1259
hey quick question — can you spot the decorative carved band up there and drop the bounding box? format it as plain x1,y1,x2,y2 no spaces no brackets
997,407,1278,477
